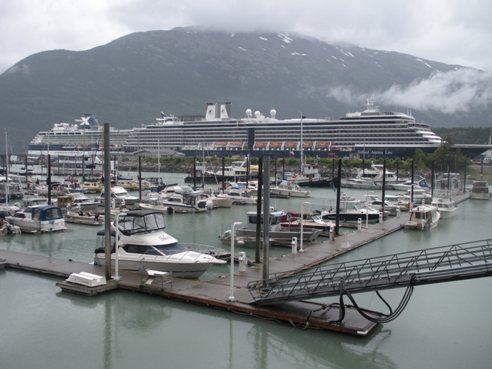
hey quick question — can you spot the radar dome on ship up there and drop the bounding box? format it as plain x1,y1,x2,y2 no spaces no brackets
270,109,277,118
245,109,253,118
254,110,261,118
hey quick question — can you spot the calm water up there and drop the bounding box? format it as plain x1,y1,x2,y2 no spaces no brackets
1,172,492,369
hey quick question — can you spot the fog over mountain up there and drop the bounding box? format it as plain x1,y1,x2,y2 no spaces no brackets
1,27,491,152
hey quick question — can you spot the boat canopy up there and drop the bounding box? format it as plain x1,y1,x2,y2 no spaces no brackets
118,210,167,235
29,205,63,221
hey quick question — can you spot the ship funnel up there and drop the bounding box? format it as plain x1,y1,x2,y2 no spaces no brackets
220,102,231,119
205,102,216,120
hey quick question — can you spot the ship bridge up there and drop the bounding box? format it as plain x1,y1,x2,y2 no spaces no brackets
248,238,492,323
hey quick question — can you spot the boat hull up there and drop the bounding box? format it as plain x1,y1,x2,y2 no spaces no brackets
93,255,216,279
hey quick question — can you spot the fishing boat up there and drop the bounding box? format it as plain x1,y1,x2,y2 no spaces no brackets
469,180,490,200
94,210,226,278
6,205,66,233
161,191,211,213
405,205,441,230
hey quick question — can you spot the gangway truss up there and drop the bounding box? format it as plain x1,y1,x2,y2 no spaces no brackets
248,238,492,323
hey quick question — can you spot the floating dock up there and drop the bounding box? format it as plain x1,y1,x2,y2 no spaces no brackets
4,192,471,336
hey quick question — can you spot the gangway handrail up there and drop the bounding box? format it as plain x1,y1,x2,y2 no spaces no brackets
248,238,492,305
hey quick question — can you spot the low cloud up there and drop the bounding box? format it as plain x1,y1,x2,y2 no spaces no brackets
327,69,492,114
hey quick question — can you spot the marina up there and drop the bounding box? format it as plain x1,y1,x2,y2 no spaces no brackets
1,167,492,369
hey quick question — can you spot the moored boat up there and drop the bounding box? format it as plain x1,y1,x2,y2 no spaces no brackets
405,205,440,230
94,210,226,278
431,197,457,219
6,205,66,233
219,210,322,247
470,180,490,200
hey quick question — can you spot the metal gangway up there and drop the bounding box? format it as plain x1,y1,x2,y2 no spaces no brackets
248,238,492,322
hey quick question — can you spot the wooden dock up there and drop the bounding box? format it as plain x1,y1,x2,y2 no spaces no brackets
1,213,410,336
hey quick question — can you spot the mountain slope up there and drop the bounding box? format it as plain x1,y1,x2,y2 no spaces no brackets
0,27,485,152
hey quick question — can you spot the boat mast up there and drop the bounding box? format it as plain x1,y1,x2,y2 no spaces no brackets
4,128,9,205
157,137,161,174
300,114,304,174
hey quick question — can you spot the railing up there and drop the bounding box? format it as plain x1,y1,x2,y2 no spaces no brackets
248,238,492,305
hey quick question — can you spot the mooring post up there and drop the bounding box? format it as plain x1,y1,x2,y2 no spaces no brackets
262,156,270,287
103,123,112,281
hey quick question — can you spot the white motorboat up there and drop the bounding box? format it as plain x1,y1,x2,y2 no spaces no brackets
405,205,441,230
6,205,66,233
217,188,257,205
470,180,490,200
161,191,210,213
389,176,430,191
365,194,399,217
202,193,233,208
94,210,226,278
431,198,457,219
64,205,103,226
320,199,381,227
99,186,139,207
270,180,310,198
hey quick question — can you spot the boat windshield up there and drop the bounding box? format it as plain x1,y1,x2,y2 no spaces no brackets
119,213,166,235
153,243,187,255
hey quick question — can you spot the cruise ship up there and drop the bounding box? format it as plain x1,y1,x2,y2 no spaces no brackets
28,114,132,158
124,101,442,157
27,101,443,159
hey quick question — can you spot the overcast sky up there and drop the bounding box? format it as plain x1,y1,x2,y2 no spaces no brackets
1,0,491,73
1,0,491,115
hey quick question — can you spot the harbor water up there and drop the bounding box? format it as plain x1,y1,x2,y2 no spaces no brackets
1,172,492,369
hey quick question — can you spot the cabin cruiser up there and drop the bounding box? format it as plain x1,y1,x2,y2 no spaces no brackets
405,204,440,230
94,210,226,278
6,205,66,233
219,210,322,247
430,198,457,219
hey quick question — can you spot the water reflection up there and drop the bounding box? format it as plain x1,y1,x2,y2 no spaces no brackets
246,322,396,369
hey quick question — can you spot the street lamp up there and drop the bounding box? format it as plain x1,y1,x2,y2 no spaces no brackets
114,211,127,280
227,221,242,302
300,201,311,253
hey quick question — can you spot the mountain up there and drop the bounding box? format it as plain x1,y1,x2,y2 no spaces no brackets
0,27,489,152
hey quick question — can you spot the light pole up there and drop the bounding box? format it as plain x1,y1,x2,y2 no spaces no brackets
228,221,242,302
114,211,127,280
300,201,311,253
